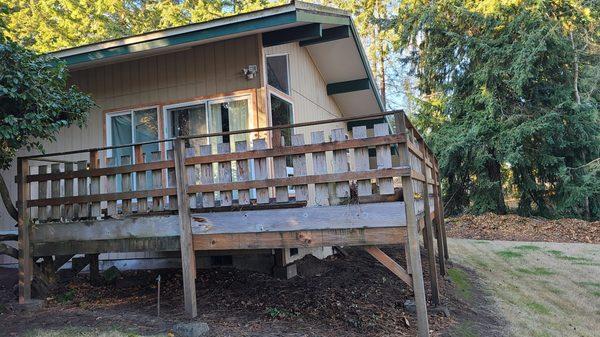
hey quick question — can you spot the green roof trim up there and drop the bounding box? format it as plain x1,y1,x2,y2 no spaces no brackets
326,78,370,95
63,11,298,65
299,25,350,46
262,23,322,47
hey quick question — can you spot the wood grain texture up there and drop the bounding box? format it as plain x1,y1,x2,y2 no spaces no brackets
37,165,48,221
311,131,329,206
106,158,117,216
352,126,372,197
217,143,233,206
364,246,412,288
235,141,251,206
290,134,308,201
253,139,270,204
50,163,61,220
331,129,350,198
76,160,88,219
374,123,394,195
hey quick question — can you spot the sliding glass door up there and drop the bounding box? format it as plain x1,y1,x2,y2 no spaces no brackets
106,107,159,165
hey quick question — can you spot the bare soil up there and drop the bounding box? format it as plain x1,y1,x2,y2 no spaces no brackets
447,213,600,244
0,246,504,337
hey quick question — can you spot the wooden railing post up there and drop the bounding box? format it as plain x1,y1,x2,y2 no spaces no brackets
419,143,441,306
431,157,448,274
173,138,198,318
433,158,449,260
394,112,430,337
17,158,33,303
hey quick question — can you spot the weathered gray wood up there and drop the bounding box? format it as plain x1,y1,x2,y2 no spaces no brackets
235,141,250,205
32,201,421,243
351,126,372,196
37,165,48,222
136,154,149,214
290,134,308,201
331,129,350,198
76,161,88,218
173,138,198,318
364,246,412,288
395,112,429,337
432,159,447,274
253,139,270,204
311,131,329,206
151,151,164,211
420,146,440,306
374,123,394,195
64,163,74,220
217,143,233,207
120,155,132,214
90,152,101,218
272,136,289,203
106,158,117,216
17,158,32,303
33,237,181,256
185,148,198,208
50,163,61,220
166,150,178,210
199,145,215,208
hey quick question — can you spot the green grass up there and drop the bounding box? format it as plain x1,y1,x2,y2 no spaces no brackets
515,267,556,276
451,320,478,337
514,245,541,251
473,240,490,244
577,281,600,288
546,250,591,262
496,250,523,259
525,301,551,315
57,289,76,303
448,268,473,301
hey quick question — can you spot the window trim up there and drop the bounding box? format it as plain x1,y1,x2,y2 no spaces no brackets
265,53,291,98
161,94,254,149
105,105,160,161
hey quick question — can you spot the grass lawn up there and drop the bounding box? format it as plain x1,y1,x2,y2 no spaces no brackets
447,238,600,337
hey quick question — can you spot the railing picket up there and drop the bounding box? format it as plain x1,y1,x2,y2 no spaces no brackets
106,157,118,217
50,163,61,221
120,155,132,214
272,133,289,203
151,151,164,211
185,148,198,208
90,151,101,218
311,131,329,206
167,150,178,210
253,139,270,204
136,149,148,214
217,143,233,206
352,126,372,196
76,160,88,219
374,123,394,195
291,134,308,201
199,145,215,207
64,163,75,221
37,165,48,222
235,141,251,205
331,129,350,198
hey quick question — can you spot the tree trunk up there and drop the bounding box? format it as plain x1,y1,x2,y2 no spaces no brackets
485,155,507,214
0,174,18,221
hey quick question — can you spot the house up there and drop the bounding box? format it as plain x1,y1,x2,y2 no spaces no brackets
1,3,447,337
1,1,384,265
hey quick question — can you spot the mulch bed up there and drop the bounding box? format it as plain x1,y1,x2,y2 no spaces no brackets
446,213,600,244
1,246,454,337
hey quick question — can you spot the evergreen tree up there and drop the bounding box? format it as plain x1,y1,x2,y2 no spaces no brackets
395,0,600,219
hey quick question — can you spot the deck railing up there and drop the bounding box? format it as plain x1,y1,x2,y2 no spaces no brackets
17,110,440,223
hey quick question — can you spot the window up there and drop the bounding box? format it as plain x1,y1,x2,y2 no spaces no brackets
106,107,159,165
266,55,289,95
270,94,293,146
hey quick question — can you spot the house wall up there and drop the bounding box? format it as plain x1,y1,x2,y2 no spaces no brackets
0,34,262,263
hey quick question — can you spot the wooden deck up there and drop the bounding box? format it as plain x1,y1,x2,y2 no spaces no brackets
16,110,447,337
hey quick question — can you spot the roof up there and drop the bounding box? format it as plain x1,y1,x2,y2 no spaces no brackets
51,1,384,116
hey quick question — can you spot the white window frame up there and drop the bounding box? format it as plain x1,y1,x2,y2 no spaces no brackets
265,53,291,97
105,105,160,162
162,94,254,150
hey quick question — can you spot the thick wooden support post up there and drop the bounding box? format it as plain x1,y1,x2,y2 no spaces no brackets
420,147,441,306
431,161,447,276
17,158,33,303
433,158,449,260
364,246,412,288
395,112,429,337
173,138,198,318
86,253,100,284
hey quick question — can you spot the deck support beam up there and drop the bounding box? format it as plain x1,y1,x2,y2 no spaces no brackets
431,161,447,276
420,146,441,306
364,246,412,288
174,138,198,318
17,158,33,304
395,112,430,337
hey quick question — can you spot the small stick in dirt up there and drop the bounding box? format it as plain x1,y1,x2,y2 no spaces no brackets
156,274,161,317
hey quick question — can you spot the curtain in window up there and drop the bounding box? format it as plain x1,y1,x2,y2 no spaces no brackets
110,114,133,166
134,108,159,160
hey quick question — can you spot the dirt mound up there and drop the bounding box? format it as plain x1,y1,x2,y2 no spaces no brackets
446,213,600,243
